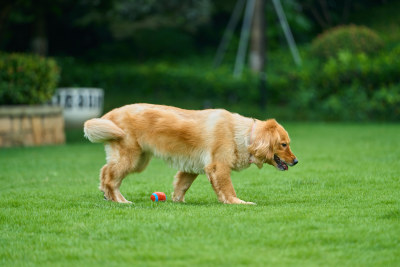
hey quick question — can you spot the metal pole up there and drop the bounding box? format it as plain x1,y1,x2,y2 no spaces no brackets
272,0,302,66
213,0,246,68
234,0,256,78
258,0,267,110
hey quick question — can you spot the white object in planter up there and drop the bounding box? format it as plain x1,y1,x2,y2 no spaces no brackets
52,88,104,128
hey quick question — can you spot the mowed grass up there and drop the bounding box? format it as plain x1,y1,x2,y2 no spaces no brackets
1,123,399,266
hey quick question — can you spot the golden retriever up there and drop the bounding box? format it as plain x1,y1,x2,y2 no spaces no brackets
84,103,298,204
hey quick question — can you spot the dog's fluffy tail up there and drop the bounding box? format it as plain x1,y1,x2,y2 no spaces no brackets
84,118,125,143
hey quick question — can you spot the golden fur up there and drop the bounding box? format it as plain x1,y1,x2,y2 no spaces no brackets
84,103,297,204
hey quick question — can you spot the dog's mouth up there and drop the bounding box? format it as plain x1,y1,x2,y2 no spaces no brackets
274,155,288,171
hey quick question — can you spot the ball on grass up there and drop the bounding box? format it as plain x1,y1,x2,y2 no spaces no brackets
151,192,167,202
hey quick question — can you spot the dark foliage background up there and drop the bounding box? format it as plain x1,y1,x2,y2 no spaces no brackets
1,0,399,121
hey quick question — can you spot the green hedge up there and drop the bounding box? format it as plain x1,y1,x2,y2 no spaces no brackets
287,46,400,120
0,52,60,105
58,59,259,115
57,44,400,121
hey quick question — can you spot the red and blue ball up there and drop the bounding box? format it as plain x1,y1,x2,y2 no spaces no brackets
151,192,167,202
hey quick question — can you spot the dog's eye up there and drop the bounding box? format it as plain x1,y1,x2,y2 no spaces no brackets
281,143,287,147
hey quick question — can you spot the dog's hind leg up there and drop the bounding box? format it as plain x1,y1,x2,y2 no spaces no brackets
100,142,150,203
100,162,131,203
205,162,255,204
172,172,198,202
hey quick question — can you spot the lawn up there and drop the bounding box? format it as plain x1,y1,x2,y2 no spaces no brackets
1,123,399,266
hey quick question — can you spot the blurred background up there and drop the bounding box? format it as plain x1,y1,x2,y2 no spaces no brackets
0,0,399,126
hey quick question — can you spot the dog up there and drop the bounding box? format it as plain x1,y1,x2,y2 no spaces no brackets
84,103,298,204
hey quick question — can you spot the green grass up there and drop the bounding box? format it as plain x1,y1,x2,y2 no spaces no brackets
1,123,400,266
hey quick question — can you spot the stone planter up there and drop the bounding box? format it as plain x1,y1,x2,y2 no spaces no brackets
0,106,65,147
51,88,104,128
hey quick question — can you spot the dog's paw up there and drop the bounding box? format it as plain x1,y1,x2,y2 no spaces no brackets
103,192,132,204
172,193,185,203
237,199,256,205
225,197,256,205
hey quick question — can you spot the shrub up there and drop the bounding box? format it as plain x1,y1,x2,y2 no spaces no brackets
316,47,400,98
272,44,400,121
370,84,400,120
311,25,384,60
0,52,60,105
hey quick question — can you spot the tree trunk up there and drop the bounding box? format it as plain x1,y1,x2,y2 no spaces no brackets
249,0,265,73
250,0,267,110
31,9,48,56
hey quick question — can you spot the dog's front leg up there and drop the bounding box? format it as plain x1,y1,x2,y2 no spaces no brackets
205,163,255,204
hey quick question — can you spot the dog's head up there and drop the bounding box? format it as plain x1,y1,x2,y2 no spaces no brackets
248,119,298,171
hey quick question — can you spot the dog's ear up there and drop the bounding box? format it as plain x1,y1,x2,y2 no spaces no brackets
248,120,279,163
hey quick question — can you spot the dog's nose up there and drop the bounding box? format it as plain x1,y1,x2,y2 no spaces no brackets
292,158,298,165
